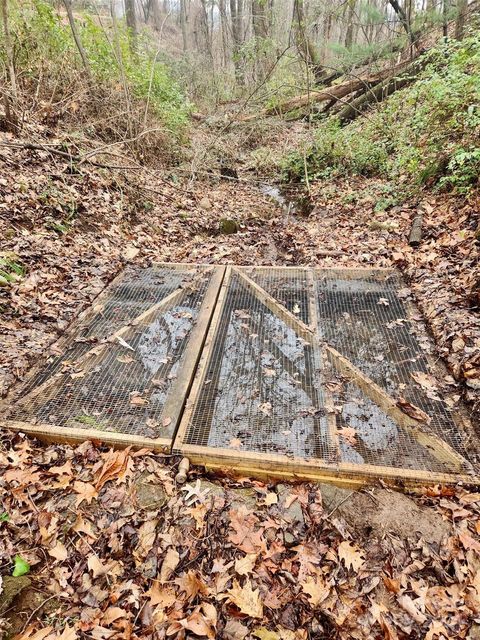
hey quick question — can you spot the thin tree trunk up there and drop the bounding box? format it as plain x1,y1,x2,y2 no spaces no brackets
200,0,213,63
124,0,138,51
0,0,18,133
454,0,468,38
443,0,448,37
230,0,245,85
344,0,356,49
292,0,323,81
219,0,229,67
180,0,188,51
252,0,272,81
388,0,417,45
63,0,92,78
151,0,162,31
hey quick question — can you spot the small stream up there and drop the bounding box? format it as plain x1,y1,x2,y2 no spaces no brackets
258,182,313,216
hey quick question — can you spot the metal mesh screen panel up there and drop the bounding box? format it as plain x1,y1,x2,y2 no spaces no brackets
184,269,334,460
5,265,214,440
316,270,466,472
181,267,473,477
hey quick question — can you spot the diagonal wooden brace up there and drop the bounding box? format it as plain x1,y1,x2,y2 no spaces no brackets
235,268,470,473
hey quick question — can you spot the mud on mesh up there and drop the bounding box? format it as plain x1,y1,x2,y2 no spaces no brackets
180,267,475,477
5,265,214,440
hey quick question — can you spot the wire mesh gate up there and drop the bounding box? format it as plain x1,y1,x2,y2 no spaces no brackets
1,264,477,487
1,264,224,451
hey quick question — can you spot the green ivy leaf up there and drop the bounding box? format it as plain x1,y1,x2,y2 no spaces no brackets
12,555,30,577
0,512,9,522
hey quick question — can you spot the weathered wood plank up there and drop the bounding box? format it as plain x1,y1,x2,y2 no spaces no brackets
161,266,226,439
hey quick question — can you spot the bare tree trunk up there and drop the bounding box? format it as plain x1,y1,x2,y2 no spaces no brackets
388,0,417,45
124,0,138,51
151,0,162,31
454,0,468,38
219,0,229,67
0,0,18,132
200,0,213,63
63,0,92,77
230,0,245,85
443,0,448,37
292,0,323,81
344,0,356,49
252,0,272,81
180,0,188,51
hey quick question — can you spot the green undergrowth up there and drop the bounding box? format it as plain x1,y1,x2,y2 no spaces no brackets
4,0,190,140
0,254,24,288
282,33,480,197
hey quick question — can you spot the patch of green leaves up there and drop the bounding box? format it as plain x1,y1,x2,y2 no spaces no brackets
12,555,30,577
283,34,480,195
0,255,25,286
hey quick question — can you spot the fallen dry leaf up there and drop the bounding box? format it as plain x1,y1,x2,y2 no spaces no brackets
94,447,132,491
235,553,257,576
338,540,365,572
396,398,432,424
301,576,330,606
223,579,264,618
337,426,357,446
48,541,68,562
73,481,98,506
159,547,180,582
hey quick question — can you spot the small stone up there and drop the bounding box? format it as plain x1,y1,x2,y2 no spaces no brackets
198,480,226,500
468,622,480,640
230,487,258,510
283,531,298,547
123,245,139,261
199,197,212,210
139,555,157,578
134,472,168,510
219,218,238,234
276,484,305,527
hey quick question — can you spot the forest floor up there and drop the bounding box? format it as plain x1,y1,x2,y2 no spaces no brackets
0,117,480,639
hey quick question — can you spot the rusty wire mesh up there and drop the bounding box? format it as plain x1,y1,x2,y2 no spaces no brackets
181,267,474,476
5,265,213,440
3,263,475,479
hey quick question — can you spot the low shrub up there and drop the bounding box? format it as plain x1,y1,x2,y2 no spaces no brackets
283,33,480,195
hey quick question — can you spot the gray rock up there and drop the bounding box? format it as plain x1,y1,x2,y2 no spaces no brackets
319,483,451,545
276,484,305,527
198,480,226,500
199,197,212,210
134,472,168,510
284,531,298,547
230,487,258,509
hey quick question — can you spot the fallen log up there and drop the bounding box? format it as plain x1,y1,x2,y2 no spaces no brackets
239,61,411,122
409,214,424,246
336,56,427,122
336,74,413,122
